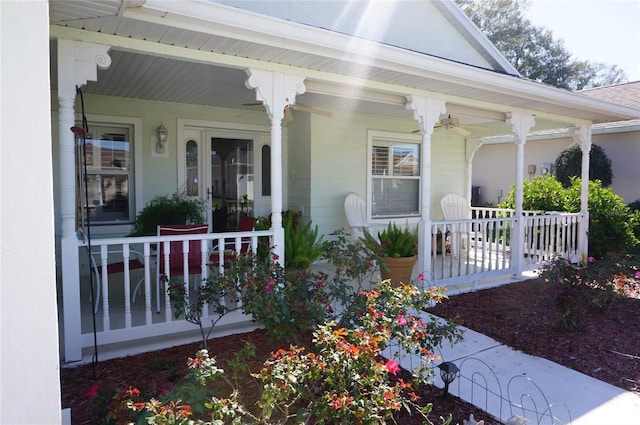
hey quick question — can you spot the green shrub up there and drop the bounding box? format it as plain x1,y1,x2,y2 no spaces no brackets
283,210,323,269
554,143,612,188
566,178,637,259
129,192,204,236
499,175,566,211
501,176,638,258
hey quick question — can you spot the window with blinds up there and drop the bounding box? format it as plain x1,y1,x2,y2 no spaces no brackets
370,140,420,218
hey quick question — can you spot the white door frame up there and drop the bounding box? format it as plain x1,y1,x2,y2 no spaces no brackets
177,119,273,229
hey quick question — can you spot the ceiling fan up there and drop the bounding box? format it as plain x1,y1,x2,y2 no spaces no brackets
414,115,489,137
434,115,489,137
242,102,333,122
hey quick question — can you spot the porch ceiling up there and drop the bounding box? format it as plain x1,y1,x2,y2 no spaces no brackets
49,0,640,129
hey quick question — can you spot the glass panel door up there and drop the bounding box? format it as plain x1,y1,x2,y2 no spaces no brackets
210,137,254,232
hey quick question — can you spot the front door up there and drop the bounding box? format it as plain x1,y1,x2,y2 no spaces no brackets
209,136,253,232
180,126,271,231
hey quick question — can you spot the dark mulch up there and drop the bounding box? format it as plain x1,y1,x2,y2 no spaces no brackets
61,329,493,425
426,278,640,395
62,276,639,424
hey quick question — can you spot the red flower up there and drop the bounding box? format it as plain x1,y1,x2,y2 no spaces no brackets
418,273,424,281
84,384,99,398
272,254,280,261
385,359,400,375
124,387,140,397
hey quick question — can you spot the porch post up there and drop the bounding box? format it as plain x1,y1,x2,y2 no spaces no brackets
465,139,483,204
506,113,535,277
405,96,447,281
57,39,111,362
574,125,592,262
245,69,305,265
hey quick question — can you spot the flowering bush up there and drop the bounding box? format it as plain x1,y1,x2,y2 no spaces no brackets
253,281,461,424
539,253,640,331
169,229,379,346
130,280,462,424
83,384,147,425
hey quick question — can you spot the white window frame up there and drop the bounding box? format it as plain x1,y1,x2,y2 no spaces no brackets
81,114,142,235
367,130,422,223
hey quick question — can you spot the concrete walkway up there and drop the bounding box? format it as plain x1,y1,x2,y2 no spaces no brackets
391,315,640,424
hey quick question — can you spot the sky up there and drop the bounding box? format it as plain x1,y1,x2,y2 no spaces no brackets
522,0,640,81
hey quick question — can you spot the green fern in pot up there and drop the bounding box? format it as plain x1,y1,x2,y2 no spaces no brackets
362,222,418,258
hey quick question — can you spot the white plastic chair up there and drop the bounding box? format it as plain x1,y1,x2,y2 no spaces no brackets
440,193,472,257
344,192,369,240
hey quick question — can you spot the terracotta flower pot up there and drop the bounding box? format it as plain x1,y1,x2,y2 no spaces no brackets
380,255,417,285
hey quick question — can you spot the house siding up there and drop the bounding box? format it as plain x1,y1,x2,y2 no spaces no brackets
473,130,640,206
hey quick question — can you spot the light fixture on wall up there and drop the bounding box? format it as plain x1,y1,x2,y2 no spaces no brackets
528,164,536,180
156,122,168,154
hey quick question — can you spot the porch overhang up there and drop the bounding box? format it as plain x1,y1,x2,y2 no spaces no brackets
49,1,640,128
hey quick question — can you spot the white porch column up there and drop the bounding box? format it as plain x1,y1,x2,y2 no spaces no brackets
465,139,483,204
574,125,592,262
506,113,535,277
245,69,305,265
405,96,447,280
57,39,111,362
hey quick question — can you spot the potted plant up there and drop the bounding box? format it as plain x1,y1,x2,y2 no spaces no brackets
129,192,205,236
362,222,418,284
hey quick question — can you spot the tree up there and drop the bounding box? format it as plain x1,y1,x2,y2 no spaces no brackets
455,0,627,90
554,143,612,188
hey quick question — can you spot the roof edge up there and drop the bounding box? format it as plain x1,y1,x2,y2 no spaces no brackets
433,0,520,76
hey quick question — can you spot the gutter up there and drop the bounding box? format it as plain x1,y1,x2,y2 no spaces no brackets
481,121,640,145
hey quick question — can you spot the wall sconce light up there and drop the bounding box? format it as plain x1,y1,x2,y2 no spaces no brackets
437,361,459,399
527,164,536,180
156,122,168,154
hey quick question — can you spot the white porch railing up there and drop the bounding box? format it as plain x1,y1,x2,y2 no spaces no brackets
62,211,582,363
471,206,543,219
430,211,582,286
65,229,272,363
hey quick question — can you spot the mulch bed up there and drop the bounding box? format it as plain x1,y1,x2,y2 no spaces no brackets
61,329,493,425
61,276,639,424
426,278,640,395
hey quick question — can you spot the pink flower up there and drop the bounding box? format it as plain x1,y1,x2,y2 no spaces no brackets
84,384,99,398
315,280,325,288
385,359,400,375
397,315,408,326
264,277,275,293
587,256,595,263
418,273,424,281
635,271,640,279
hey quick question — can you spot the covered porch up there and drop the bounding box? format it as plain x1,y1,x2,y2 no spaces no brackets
50,1,639,364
